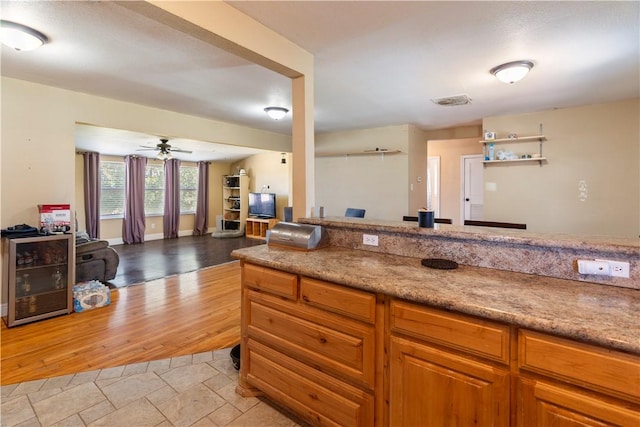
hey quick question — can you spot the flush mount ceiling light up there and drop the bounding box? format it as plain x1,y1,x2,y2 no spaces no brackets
0,20,48,51
490,60,534,84
264,106,289,120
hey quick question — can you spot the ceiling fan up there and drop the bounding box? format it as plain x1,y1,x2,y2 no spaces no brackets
137,138,192,159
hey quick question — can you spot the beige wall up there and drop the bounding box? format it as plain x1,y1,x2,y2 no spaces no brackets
427,138,483,225
407,125,428,215
1,77,290,231
482,98,639,238
424,124,482,141
232,151,291,220
314,125,412,220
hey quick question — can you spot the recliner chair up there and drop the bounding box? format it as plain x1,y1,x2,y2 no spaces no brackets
75,232,119,283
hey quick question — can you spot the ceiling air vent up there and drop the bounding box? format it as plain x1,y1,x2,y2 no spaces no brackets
431,94,472,106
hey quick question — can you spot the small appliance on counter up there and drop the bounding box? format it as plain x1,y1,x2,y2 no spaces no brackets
267,222,328,250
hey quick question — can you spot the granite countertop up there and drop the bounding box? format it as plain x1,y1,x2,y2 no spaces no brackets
232,245,640,354
300,217,640,254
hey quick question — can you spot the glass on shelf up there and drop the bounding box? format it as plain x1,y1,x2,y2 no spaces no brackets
22,273,31,294
52,268,63,289
28,296,37,314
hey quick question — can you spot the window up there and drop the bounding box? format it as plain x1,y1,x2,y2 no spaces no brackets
98,160,199,218
180,165,198,213
100,161,125,217
145,164,165,215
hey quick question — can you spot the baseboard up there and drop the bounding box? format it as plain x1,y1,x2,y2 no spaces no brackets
106,229,221,246
144,233,165,241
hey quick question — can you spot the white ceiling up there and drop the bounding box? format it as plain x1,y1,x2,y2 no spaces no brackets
1,1,638,161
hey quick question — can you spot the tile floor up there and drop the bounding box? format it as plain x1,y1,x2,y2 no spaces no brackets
1,348,304,427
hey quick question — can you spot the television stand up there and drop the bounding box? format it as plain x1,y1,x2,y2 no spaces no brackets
245,217,279,240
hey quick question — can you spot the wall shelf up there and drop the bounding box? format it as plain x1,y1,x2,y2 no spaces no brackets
480,128,547,166
479,135,546,144
222,175,248,232
316,150,402,158
483,157,547,164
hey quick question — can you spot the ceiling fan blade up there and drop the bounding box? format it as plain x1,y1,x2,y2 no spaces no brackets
136,148,157,151
170,148,192,153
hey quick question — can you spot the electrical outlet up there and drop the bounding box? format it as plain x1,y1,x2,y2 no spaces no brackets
597,259,630,278
578,260,610,275
363,234,379,246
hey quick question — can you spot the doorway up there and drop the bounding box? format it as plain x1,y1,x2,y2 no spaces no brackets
461,155,484,223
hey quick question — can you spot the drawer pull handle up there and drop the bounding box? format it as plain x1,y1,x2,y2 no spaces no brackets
302,295,310,302
319,337,327,344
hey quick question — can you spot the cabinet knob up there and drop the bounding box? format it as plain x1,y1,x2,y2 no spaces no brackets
302,295,310,302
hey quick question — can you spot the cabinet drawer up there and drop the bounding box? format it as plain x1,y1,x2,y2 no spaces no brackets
243,263,297,299
246,339,374,427
300,277,376,324
391,299,510,364
518,330,640,402
247,290,376,389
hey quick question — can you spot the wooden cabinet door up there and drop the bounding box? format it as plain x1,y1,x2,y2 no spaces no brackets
390,336,510,427
518,377,640,427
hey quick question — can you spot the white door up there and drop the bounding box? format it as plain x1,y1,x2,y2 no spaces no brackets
426,156,440,215
462,155,484,222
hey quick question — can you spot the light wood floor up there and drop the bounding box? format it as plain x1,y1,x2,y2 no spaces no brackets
1,261,242,386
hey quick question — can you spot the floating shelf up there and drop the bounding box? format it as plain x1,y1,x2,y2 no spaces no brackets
479,135,546,144
483,157,547,164
316,150,402,158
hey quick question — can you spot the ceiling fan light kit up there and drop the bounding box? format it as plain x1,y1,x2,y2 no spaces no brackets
157,151,172,160
0,20,48,51
490,60,534,84
264,106,289,120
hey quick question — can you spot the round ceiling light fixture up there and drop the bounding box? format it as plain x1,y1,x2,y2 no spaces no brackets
490,60,534,84
264,106,289,120
0,20,48,51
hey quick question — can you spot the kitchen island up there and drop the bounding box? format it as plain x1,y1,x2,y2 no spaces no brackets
232,219,639,426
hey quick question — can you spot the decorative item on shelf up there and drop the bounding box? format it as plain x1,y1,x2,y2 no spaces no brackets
508,133,518,139
484,131,496,141
488,143,495,161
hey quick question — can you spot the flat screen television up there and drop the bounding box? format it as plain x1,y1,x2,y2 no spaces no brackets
248,192,276,219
